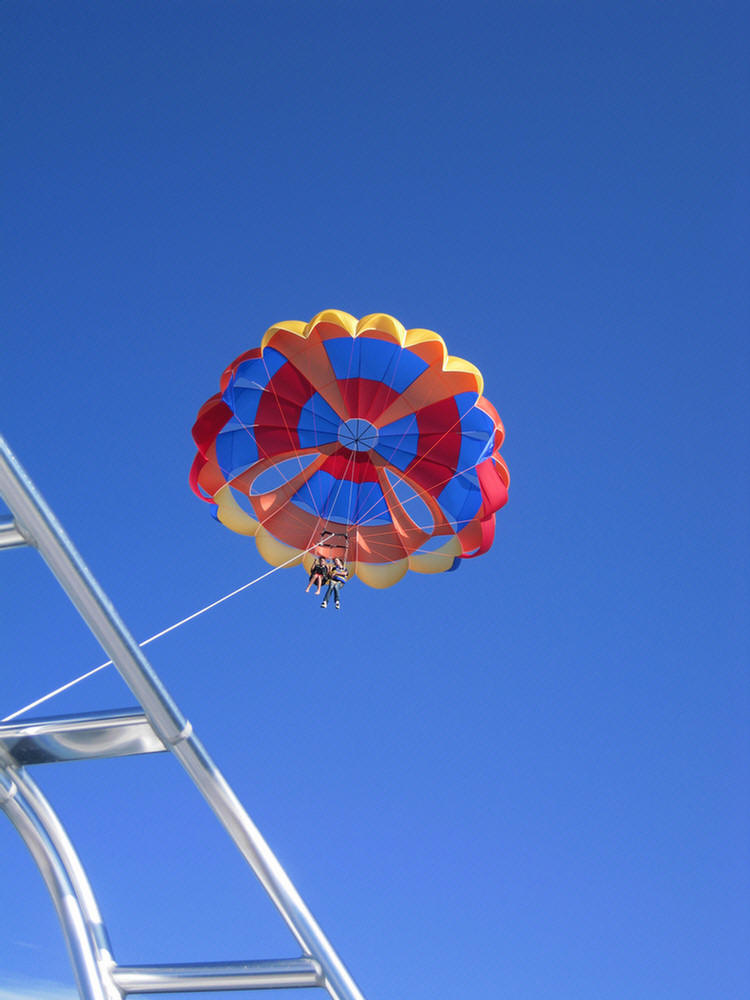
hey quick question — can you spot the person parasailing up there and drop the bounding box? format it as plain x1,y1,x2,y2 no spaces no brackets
320,557,349,610
305,554,330,595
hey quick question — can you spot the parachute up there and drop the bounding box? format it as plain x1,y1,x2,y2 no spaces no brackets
190,310,509,588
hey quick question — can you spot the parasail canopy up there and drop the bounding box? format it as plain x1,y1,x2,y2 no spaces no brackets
191,310,509,588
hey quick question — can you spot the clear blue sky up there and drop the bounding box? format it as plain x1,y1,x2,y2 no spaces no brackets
1,2,748,998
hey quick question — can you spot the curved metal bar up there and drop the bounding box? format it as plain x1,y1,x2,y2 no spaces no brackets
0,765,119,1000
0,435,366,1000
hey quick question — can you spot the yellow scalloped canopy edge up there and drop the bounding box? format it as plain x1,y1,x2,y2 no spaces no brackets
254,524,306,568
214,485,259,536
255,311,483,396
408,535,463,574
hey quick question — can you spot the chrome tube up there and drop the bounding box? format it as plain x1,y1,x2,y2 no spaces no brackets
165,735,365,1000
0,439,187,746
0,709,167,765
112,958,323,993
0,516,27,548
0,766,119,1000
0,435,366,1000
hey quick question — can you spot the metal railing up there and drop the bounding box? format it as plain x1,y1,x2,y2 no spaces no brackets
0,435,366,1000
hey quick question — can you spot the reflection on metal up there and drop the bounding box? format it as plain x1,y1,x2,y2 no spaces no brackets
0,434,366,1000
0,516,27,549
112,959,324,993
0,709,166,765
0,766,119,1000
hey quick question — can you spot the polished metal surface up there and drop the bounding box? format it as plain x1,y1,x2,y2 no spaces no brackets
0,709,166,765
0,516,27,548
112,958,323,993
0,438,188,746
0,765,119,1000
0,435,367,1000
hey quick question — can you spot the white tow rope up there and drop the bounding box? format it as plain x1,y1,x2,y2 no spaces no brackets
2,546,315,723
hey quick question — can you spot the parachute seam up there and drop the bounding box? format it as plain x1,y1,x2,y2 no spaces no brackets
260,345,322,518
222,343,325,520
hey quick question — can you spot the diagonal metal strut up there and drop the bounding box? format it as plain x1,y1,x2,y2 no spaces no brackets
0,435,366,1000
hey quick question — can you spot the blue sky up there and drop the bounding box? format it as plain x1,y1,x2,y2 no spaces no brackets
1,2,748,998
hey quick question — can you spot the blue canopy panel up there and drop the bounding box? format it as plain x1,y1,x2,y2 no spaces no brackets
214,417,260,478
296,393,341,449
323,336,428,395
437,470,483,532
373,414,420,471
291,471,393,525
454,400,497,471
224,347,289,414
